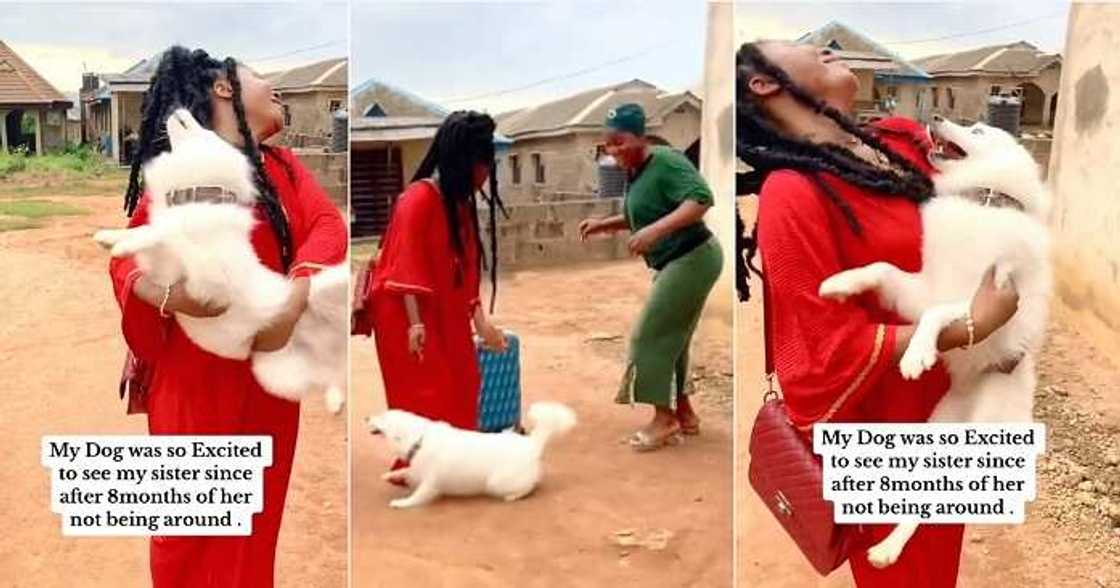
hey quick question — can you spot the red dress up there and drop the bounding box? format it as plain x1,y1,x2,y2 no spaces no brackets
109,147,347,588
366,180,482,431
757,118,964,587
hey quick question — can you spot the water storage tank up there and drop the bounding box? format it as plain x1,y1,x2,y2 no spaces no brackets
331,109,348,153
597,155,627,198
987,95,1021,137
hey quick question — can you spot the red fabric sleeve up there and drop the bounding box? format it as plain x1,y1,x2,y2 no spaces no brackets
758,171,899,429
379,182,439,296
108,195,169,362
276,149,348,279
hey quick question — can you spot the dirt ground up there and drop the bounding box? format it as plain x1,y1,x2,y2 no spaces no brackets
734,200,1120,587
350,259,735,587
0,180,346,587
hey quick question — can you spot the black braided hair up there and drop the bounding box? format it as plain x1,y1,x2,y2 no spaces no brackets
411,111,508,313
734,41,936,302
123,46,294,270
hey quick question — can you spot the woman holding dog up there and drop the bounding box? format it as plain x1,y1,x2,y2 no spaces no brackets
107,46,346,587
358,111,507,447
735,41,1021,586
578,103,723,452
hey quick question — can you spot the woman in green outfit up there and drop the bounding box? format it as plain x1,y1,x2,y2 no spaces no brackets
578,103,723,451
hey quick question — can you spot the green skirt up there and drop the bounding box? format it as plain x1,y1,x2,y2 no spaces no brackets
616,237,723,408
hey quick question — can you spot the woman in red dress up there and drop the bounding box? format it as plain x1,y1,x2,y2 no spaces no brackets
108,46,347,587
736,41,1021,586
363,112,507,447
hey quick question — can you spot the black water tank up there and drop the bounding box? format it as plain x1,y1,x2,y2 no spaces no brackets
597,156,627,198
331,109,348,153
987,95,1021,137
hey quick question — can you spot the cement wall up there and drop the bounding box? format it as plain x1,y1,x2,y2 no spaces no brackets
480,197,630,269
292,148,348,211
1047,3,1120,333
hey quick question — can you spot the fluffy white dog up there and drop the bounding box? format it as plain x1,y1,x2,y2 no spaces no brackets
369,402,577,508
94,109,348,412
818,117,1052,567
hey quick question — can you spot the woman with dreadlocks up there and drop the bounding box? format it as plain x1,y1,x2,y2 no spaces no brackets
107,46,346,587
737,41,1020,586
363,111,507,456
579,103,723,452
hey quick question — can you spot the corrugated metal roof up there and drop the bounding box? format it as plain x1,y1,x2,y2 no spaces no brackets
0,40,71,106
797,21,931,80
268,57,347,92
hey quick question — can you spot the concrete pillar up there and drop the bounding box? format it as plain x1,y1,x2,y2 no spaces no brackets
702,1,734,298
110,91,120,164
34,110,43,155
0,109,7,152
1042,91,1054,128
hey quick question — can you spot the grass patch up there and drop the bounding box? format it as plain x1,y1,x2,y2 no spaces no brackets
0,199,88,219
0,144,113,181
0,170,129,199
0,216,42,232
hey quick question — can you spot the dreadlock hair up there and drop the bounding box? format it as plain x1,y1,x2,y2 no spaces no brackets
735,41,936,302
411,110,508,313
123,46,294,270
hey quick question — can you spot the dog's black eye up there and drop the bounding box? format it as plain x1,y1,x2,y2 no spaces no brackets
971,128,984,135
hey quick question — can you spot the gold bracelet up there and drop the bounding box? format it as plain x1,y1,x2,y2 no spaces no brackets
159,283,173,318
964,315,976,350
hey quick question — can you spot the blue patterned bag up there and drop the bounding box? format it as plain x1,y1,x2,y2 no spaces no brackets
476,331,521,432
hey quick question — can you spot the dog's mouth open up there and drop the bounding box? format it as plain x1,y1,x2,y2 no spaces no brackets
929,127,968,161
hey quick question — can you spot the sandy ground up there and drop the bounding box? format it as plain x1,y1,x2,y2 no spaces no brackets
0,183,346,587
350,259,735,587
734,199,1120,587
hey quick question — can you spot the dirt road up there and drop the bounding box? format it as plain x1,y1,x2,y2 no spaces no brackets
350,259,735,587
0,182,346,587
734,203,1120,587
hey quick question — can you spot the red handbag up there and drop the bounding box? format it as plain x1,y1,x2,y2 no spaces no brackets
747,270,857,576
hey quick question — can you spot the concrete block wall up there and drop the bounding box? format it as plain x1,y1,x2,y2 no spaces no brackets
1020,136,1053,178
480,197,631,269
293,148,348,211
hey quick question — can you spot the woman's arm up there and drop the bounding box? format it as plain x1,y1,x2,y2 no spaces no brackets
252,278,311,352
578,214,629,240
628,199,710,256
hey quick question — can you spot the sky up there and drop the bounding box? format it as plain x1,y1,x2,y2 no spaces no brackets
0,2,348,95
734,1,1071,61
350,0,708,114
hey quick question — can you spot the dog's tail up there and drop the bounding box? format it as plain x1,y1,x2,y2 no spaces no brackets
526,402,576,454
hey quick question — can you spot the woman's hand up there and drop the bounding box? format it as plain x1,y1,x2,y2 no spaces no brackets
135,276,228,318
578,217,608,241
970,266,1020,343
408,323,426,360
477,321,508,353
251,278,311,352
627,226,660,256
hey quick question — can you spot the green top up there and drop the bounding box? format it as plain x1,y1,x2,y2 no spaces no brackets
624,145,714,269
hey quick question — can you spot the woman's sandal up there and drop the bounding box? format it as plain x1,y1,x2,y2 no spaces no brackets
628,426,684,452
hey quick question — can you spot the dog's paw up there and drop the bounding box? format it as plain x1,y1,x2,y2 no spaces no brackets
819,272,863,300
389,498,413,509
324,388,345,415
899,342,938,380
93,229,123,251
866,539,903,569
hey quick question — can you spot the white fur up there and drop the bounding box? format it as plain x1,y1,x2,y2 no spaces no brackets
818,119,1053,568
369,402,577,508
94,109,348,412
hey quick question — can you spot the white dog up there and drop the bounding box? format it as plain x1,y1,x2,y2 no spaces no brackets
818,117,1052,567
94,109,348,412
369,402,577,508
